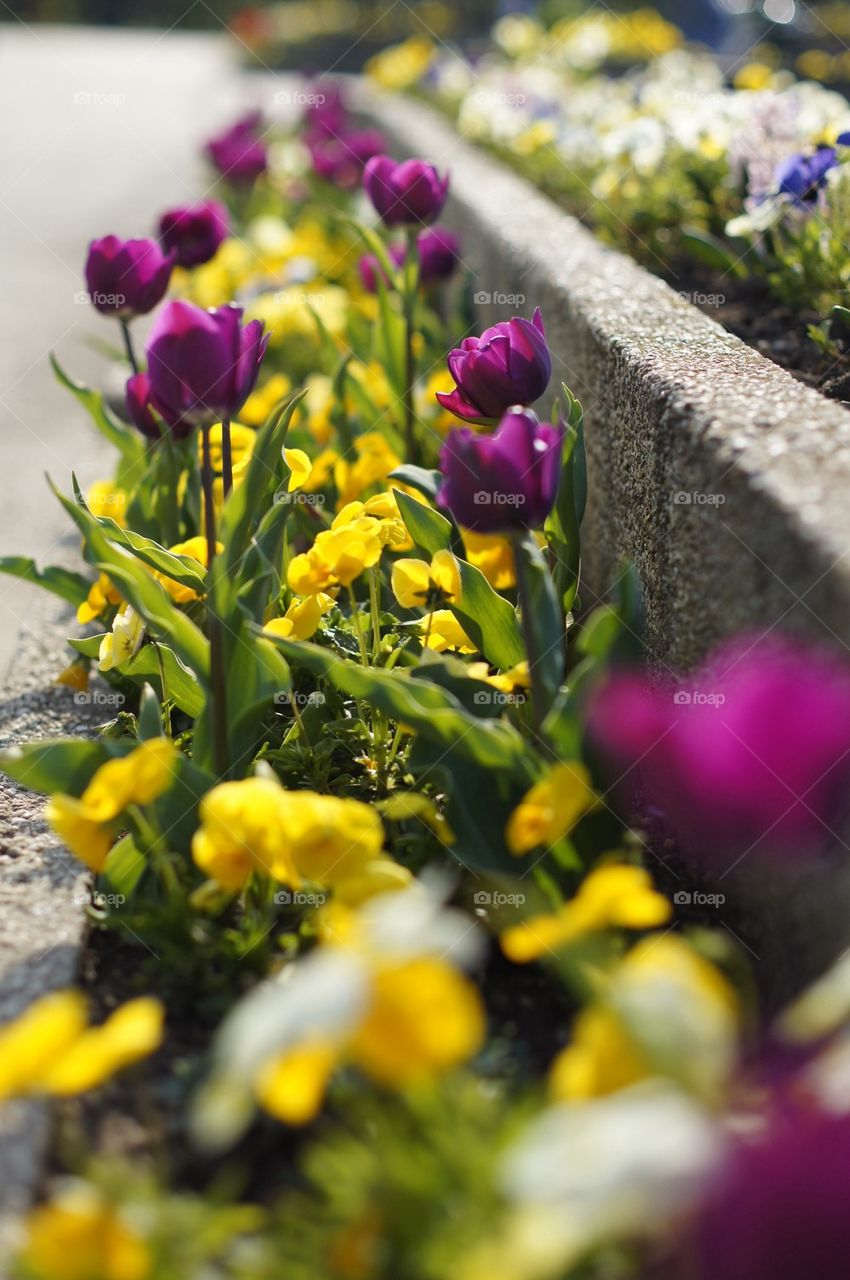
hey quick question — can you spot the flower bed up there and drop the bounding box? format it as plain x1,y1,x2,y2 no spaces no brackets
2,84,850,1280
367,14,850,401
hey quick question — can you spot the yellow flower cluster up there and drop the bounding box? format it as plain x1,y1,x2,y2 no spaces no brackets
19,1183,151,1280
191,774,411,903
506,761,599,855
0,988,163,1101
46,739,178,871
288,492,407,596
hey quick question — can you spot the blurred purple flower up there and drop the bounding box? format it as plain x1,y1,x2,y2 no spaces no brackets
125,372,192,441
157,199,229,269
145,300,268,429
775,147,838,205
309,129,386,190
205,114,268,184
358,226,461,293
84,236,174,319
589,635,850,864
363,155,448,227
682,1109,850,1280
436,406,563,534
437,308,552,424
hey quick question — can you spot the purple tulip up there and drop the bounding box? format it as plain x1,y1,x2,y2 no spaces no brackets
125,372,192,441
205,115,268,185
589,635,850,866
303,84,348,140
436,407,563,534
776,147,837,205
309,129,386,191
358,226,461,294
157,199,229,269
436,309,552,425
84,236,174,319
145,300,268,429
681,1109,850,1280
363,155,449,227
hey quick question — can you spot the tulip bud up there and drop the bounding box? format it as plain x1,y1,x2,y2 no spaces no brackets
363,155,449,227
205,114,268,184
145,300,268,430
437,308,552,425
84,236,174,319
437,407,563,534
157,199,229,269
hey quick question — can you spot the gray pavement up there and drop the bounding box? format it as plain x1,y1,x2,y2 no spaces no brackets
0,24,247,676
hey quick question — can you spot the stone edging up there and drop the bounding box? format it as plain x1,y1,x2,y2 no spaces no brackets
355,84,850,668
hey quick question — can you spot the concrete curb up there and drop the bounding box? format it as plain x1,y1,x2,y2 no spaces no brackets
356,85,850,669
0,590,101,1258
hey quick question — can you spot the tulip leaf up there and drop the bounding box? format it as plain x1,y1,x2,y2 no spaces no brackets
394,490,525,670
514,532,565,702
546,388,585,613
263,634,532,777
0,737,135,797
681,227,745,278
220,391,305,576
83,520,208,591
49,477,210,683
389,464,442,502
0,557,91,607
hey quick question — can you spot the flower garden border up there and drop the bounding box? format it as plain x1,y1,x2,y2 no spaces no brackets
355,82,850,669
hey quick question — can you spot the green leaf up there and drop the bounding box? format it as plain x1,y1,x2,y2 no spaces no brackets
514,532,565,701
121,643,206,718
0,737,135,796
546,388,585,613
88,521,208,591
264,635,532,777
389,464,442,502
394,490,525,669
0,557,91,608
681,227,745,277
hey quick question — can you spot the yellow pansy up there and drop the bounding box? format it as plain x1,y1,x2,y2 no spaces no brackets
288,519,384,595
550,934,739,1104
200,421,255,476
264,592,334,642
335,432,402,508
46,739,178,871
284,447,312,491
191,774,391,898
392,549,461,610
97,603,144,673
77,572,121,626
335,493,409,549
240,372,292,427
461,529,516,590
257,956,483,1124
506,762,598,856
56,662,89,694
156,535,221,604
86,480,128,528
419,369,462,435
19,1183,151,1280
422,609,476,654
0,989,163,1101
501,864,672,963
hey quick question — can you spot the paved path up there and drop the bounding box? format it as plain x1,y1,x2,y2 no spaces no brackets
0,24,245,676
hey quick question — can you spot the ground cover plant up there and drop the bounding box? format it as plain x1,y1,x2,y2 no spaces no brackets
3,82,850,1280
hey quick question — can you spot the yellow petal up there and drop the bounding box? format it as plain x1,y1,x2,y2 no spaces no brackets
284,447,312,492
0,990,87,1100
40,998,164,1095
254,1040,338,1125
391,558,431,609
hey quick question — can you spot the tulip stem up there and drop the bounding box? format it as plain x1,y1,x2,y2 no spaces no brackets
221,417,234,499
120,318,139,376
402,230,421,466
201,421,230,779
511,532,548,746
